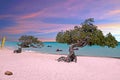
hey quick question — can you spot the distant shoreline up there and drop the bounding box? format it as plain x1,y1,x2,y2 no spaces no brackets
1,41,120,58
1,47,120,59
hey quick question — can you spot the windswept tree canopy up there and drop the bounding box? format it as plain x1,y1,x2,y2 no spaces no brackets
56,18,118,48
18,35,43,48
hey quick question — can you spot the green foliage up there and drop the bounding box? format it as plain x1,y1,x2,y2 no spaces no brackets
56,18,118,48
18,35,43,48
56,31,65,43
105,33,118,48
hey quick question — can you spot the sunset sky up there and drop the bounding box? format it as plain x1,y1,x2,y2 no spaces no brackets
0,0,120,42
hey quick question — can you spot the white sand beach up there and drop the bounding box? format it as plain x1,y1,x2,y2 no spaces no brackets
0,48,120,80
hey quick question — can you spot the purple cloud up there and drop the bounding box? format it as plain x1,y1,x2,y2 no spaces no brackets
0,0,120,41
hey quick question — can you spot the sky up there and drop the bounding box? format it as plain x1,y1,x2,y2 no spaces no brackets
0,0,120,42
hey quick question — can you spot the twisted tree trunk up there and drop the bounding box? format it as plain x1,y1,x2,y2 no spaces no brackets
67,40,88,62
57,36,90,62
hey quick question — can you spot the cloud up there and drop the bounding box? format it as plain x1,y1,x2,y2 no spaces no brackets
1,0,120,41
0,18,77,41
107,9,120,16
0,19,76,35
1,0,120,21
17,0,90,20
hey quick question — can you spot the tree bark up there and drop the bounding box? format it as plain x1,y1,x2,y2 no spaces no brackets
57,36,89,63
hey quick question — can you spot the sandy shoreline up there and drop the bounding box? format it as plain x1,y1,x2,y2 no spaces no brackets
0,49,120,80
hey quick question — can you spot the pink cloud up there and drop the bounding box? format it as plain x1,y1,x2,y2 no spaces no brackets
1,0,120,41
0,18,77,41
107,9,120,16
0,19,77,35
1,0,120,21
18,0,120,21
18,0,90,20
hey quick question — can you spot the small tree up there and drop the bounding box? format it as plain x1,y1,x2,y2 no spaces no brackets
18,35,43,48
56,18,118,62
105,33,118,48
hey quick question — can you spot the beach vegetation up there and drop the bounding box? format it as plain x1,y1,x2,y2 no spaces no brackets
56,18,118,48
56,18,118,62
18,35,43,48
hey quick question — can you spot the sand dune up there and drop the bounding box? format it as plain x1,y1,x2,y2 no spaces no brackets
0,49,120,80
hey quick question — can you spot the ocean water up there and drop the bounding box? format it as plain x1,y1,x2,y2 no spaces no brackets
1,41,120,58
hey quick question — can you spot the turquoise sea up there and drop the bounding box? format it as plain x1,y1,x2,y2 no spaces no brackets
1,41,120,58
